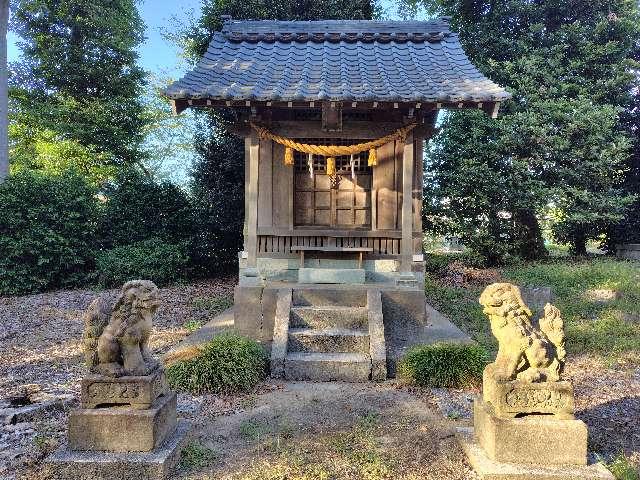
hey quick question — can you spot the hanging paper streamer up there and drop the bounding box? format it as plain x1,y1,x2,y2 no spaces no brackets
350,154,356,179
308,153,314,179
284,146,294,166
326,157,336,176
368,148,377,166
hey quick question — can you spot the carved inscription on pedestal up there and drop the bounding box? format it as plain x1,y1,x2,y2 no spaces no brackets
505,387,571,411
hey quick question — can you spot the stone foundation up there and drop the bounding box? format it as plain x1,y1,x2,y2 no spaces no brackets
80,370,169,410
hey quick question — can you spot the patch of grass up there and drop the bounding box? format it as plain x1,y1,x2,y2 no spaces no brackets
179,441,218,471
398,342,489,388
424,275,496,351
502,258,640,361
606,454,640,480
166,333,268,394
183,319,203,332
240,419,271,441
192,295,233,315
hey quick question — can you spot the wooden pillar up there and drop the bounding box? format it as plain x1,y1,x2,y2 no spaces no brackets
401,132,414,273
245,132,260,269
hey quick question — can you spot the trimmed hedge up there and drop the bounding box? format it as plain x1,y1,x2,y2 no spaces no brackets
166,334,268,394
95,238,189,287
398,342,489,388
0,171,98,295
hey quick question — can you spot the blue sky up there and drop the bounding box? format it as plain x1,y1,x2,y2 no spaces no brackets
9,0,204,78
8,0,421,77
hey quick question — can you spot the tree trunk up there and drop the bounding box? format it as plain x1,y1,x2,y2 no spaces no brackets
513,209,548,260
0,0,8,183
571,233,588,256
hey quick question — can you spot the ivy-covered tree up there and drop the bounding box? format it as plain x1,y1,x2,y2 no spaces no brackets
180,0,377,274
417,0,640,258
10,0,148,176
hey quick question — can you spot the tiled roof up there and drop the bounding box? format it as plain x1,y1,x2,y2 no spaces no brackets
165,18,511,104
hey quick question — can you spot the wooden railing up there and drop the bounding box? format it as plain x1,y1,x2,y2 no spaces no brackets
257,234,401,256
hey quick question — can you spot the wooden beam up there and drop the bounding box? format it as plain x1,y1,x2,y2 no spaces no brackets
246,132,260,269
401,132,414,273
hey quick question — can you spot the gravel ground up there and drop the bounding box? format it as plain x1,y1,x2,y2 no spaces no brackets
0,282,637,479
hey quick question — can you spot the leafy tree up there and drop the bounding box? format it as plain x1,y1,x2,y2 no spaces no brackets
178,0,378,274
415,0,640,258
0,0,8,182
9,0,148,174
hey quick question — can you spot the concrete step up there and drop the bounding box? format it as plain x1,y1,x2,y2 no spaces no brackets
288,327,370,354
284,352,372,382
292,289,367,307
290,306,368,330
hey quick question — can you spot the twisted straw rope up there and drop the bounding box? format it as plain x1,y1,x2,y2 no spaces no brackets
250,122,417,156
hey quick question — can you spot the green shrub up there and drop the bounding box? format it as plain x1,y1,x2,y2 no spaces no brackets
607,454,639,480
98,170,194,248
398,342,489,388
166,333,268,394
95,238,189,287
0,170,98,295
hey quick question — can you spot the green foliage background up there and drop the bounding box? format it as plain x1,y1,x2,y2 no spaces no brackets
0,171,97,295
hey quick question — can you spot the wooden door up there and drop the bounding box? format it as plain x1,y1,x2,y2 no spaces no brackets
293,145,371,229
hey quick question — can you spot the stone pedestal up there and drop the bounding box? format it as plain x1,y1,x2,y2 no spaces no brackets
473,397,587,465
69,392,177,452
456,387,613,480
47,420,190,480
48,372,188,479
482,365,575,419
81,369,169,409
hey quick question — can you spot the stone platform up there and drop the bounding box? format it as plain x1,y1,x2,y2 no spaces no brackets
81,369,169,409
456,426,613,480
47,419,190,480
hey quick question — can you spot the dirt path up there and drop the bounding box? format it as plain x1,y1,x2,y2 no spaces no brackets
177,381,476,480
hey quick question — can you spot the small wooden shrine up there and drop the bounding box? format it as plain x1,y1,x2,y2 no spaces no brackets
167,17,509,380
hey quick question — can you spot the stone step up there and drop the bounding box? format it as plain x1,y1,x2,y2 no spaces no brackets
292,288,367,307
288,327,370,354
290,306,368,330
284,352,372,382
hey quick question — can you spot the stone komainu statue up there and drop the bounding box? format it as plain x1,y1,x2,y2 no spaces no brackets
479,283,566,383
83,280,161,377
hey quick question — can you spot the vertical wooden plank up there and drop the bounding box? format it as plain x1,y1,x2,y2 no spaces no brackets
372,141,397,230
272,143,289,228
246,132,260,268
413,136,424,235
243,137,250,248
395,138,403,231
401,132,414,272
258,139,273,228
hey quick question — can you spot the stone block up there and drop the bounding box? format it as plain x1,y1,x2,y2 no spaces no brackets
69,392,177,452
456,426,613,480
290,306,368,330
474,397,587,466
47,419,190,480
284,352,371,382
483,365,575,419
234,285,264,341
80,370,169,410
270,289,292,378
298,267,365,284
367,290,387,381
